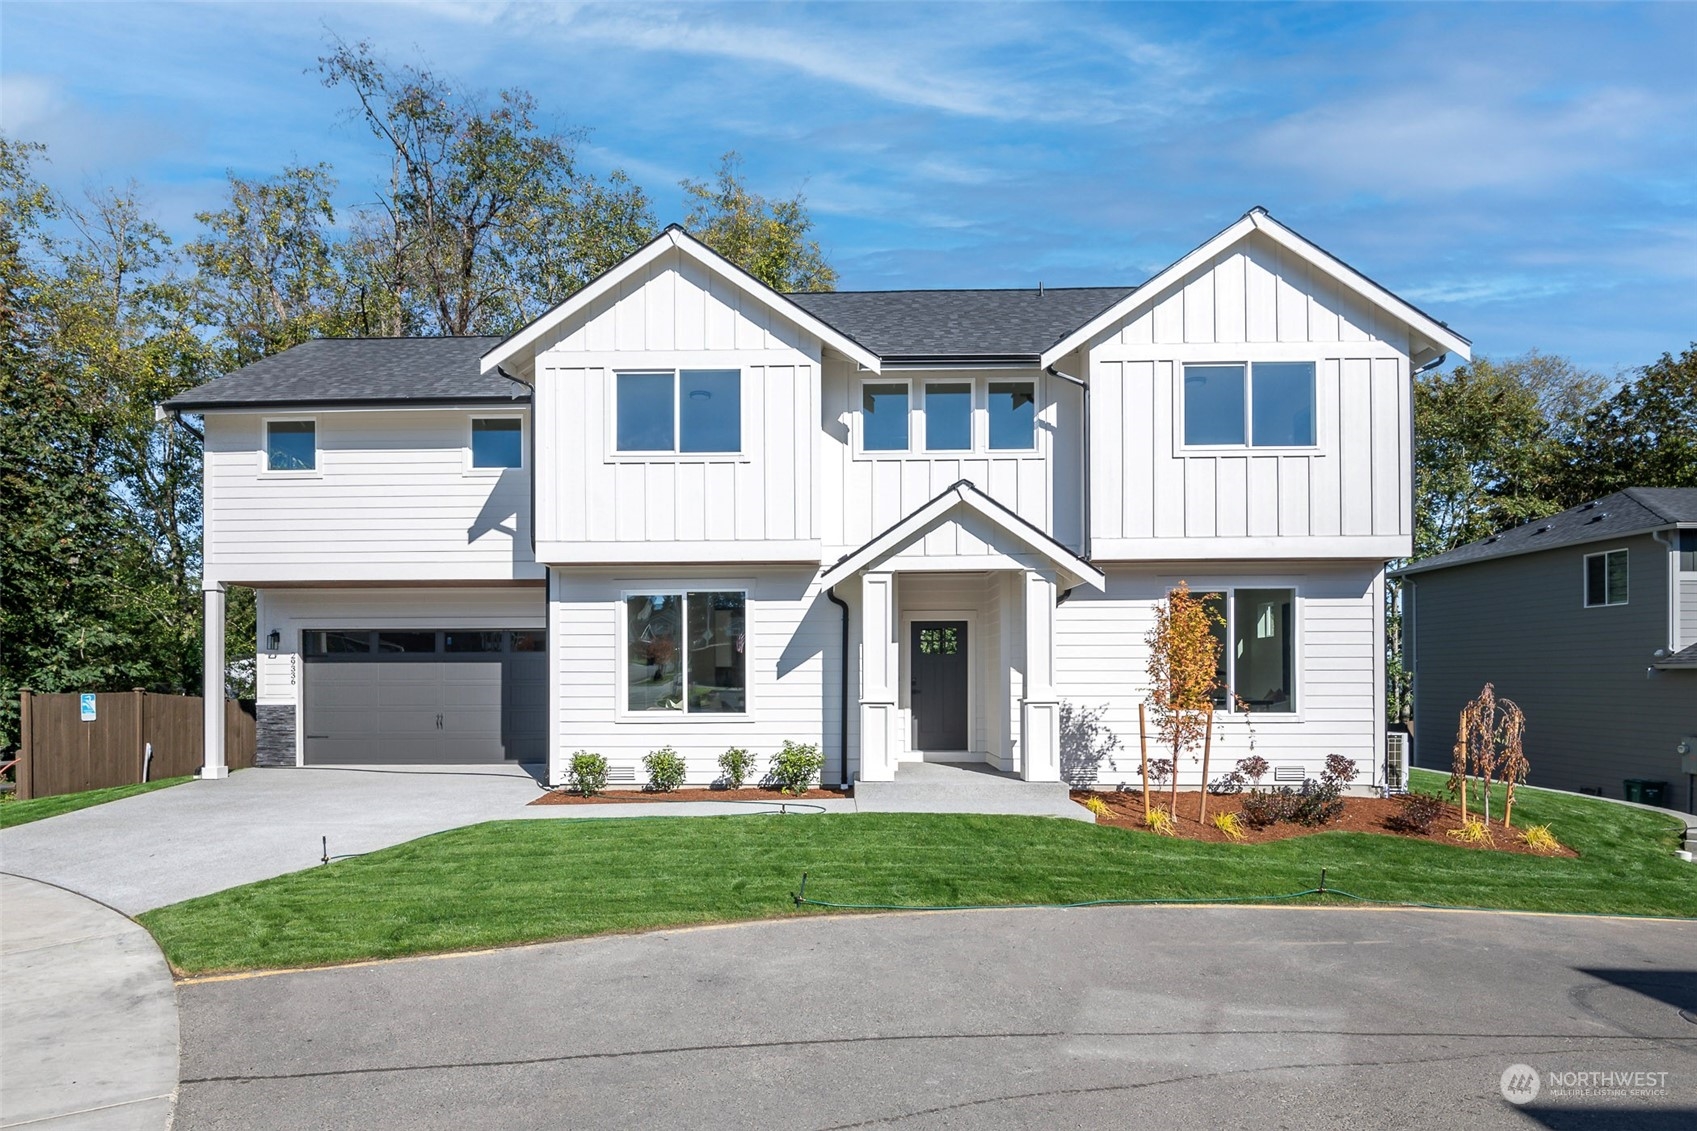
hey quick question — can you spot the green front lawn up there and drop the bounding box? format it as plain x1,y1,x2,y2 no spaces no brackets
141,776,1694,975
0,775,196,829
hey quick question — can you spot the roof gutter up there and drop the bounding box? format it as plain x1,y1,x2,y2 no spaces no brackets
164,394,531,413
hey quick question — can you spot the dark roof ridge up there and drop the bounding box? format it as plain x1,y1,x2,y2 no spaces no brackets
792,284,1135,296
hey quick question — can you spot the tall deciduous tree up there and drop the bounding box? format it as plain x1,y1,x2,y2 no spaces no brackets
1549,345,1697,504
683,153,837,292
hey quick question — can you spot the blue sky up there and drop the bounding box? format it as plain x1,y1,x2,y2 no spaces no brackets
3,1,1692,373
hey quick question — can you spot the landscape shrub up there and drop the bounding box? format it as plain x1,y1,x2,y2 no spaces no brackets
1388,792,1446,834
770,740,824,795
1083,795,1111,818
1211,812,1247,841
1210,770,1245,795
1322,754,1360,787
1144,808,1177,836
718,747,757,790
1521,824,1561,853
1447,817,1494,845
643,746,687,792
1291,779,1345,827
1240,786,1299,828
567,751,609,797
1236,755,1270,785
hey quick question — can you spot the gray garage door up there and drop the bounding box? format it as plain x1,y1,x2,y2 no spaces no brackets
302,629,547,765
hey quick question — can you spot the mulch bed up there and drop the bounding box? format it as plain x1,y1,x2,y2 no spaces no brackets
532,786,847,806
1072,788,1577,857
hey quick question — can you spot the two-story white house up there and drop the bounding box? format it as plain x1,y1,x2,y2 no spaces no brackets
169,208,1469,793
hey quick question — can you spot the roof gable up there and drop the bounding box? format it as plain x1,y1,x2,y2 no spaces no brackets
1040,209,1472,368
820,481,1105,591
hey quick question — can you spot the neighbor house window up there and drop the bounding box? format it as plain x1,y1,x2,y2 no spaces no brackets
471,418,523,468
862,383,910,451
615,370,741,453
1679,531,1697,572
923,383,972,451
1584,549,1629,606
1198,587,1295,713
626,591,746,713
266,420,316,471
1183,363,1316,447
988,381,1036,450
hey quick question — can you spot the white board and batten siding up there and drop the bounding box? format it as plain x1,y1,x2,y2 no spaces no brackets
819,361,1079,558
1055,561,1387,786
203,411,540,585
548,567,851,787
532,248,823,565
1087,231,1414,563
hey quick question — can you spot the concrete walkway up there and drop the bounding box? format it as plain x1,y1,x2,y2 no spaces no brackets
0,875,178,1131
858,760,1092,820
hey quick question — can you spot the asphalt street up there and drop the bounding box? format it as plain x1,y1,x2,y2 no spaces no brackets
174,905,1697,1130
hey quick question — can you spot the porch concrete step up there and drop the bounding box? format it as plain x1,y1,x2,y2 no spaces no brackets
855,762,1091,822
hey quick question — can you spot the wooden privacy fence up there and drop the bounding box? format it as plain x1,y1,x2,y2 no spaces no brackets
15,691,256,800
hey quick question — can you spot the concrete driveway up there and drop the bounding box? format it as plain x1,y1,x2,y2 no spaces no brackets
175,906,1696,1130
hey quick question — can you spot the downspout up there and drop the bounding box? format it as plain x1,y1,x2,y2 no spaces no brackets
1046,364,1090,607
496,366,536,557
169,408,204,443
1652,528,1676,655
497,364,548,785
826,585,852,790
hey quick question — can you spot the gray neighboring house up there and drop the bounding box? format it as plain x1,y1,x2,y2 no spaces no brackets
1395,488,1697,813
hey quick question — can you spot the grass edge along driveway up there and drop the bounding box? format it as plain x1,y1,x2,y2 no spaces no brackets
141,773,1693,975
0,775,195,829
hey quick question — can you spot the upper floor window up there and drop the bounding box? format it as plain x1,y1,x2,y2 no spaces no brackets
988,381,1036,450
862,382,910,451
1183,362,1316,448
266,419,315,471
1679,531,1697,572
1584,549,1628,606
615,369,741,454
1199,587,1295,713
471,418,522,468
923,383,972,451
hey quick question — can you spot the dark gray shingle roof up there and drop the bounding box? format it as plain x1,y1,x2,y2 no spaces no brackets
1654,642,1697,669
1394,488,1697,576
786,286,1135,362
165,337,522,411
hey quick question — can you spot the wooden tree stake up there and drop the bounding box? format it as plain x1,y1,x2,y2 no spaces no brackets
1138,703,1150,812
1197,704,1215,826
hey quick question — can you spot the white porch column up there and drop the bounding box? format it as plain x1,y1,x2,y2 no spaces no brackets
201,583,229,779
857,570,899,782
1019,568,1061,782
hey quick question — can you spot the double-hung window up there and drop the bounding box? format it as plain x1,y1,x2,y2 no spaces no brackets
1198,587,1296,713
923,383,972,450
626,591,747,714
1183,362,1316,448
265,419,316,471
615,370,741,454
1584,549,1628,607
470,418,523,468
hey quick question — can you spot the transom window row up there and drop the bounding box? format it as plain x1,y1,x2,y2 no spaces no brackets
861,379,1037,453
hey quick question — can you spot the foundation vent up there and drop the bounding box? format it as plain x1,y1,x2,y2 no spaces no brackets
1273,765,1307,784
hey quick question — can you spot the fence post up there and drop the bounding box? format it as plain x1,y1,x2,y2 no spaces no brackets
134,689,147,783
18,689,32,801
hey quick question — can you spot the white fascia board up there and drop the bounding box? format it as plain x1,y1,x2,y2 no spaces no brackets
1245,211,1472,361
480,229,881,375
1038,215,1256,369
1039,210,1472,367
820,484,1105,591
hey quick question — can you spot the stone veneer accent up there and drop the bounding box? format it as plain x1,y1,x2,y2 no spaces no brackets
255,704,297,767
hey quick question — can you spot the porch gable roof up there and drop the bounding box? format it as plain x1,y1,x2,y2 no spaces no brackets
820,481,1106,591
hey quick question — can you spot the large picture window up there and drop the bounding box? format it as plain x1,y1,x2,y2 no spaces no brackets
1199,587,1295,713
1584,549,1628,607
1183,363,1316,448
626,591,747,713
616,370,741,453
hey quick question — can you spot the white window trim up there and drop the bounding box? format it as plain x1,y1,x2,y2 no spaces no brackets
855,376,914,458
1178,361,1322,454
258,416,321,478
898,609,979,756
607,369,747,463
1193,584,1304,721
616,585,754,722
1583,548,1630,607
465,413,527,475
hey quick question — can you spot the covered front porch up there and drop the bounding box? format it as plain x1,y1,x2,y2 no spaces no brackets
821,481,1104,785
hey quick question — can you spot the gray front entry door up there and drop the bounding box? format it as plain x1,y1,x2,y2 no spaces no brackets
303,631,546,764
911,621,969,751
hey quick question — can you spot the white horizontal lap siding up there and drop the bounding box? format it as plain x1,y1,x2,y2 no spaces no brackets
1053,562,1382,787
204,411,537,584
1088,232,1412,560
548,568,842,787
533,249,821,560
820,360,1061,556
1679,577,1697,649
